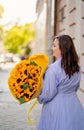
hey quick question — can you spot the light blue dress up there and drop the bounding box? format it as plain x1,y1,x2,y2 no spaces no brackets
37,58,84,130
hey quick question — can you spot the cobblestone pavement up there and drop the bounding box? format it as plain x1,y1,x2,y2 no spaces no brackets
0,92,42,130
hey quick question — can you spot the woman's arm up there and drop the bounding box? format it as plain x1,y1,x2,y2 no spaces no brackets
37,66,58,104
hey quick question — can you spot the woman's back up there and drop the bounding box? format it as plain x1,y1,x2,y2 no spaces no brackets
52,58,81,94
37,35,84,130
38,59,84,130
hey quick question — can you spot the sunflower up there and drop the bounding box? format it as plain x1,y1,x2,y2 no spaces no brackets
8,54,49,104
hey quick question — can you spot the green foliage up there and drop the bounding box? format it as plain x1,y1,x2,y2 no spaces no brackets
24,46,31,55
3,23,35,54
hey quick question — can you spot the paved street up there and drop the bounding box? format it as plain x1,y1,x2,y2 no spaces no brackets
0,63,84,130
0,92,42,130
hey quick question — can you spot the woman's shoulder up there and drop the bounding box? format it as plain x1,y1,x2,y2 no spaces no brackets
46,58,62,77
49,58,61,70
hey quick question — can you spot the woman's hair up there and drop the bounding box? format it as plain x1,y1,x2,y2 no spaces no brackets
55,35,80,78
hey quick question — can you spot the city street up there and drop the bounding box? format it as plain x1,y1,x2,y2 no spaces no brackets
0,0,84,129
0,63,84,130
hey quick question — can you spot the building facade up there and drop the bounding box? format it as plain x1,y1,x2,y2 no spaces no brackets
54,0,84,93
32,0,84,93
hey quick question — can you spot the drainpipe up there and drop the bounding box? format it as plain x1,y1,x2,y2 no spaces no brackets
46,0,53,63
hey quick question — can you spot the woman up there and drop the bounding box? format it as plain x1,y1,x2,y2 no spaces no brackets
37,35,84,130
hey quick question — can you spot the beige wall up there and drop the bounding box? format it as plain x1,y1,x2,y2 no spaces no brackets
55,0,84,90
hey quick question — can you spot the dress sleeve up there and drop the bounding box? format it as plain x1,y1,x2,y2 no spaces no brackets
37,66,58,104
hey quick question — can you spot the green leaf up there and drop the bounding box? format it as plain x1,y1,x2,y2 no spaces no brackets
25,46,31,55
30,61,38,66
23,83,29,90
19,97,25,104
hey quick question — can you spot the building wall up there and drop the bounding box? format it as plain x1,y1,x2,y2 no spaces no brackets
31,1,47,55
55,0,84,90
80,0,84,91
34,0,84,91
31,0,54,63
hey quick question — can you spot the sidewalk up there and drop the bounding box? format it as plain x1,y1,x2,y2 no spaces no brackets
0,92,42,130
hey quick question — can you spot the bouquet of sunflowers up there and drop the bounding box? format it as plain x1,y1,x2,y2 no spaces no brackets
8,54,49,123
8,54,49,104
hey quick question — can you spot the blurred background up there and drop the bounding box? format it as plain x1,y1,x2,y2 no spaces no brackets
0,0,84,129
0,0,84,95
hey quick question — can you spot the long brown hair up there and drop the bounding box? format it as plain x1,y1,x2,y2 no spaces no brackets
55,35,80,78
